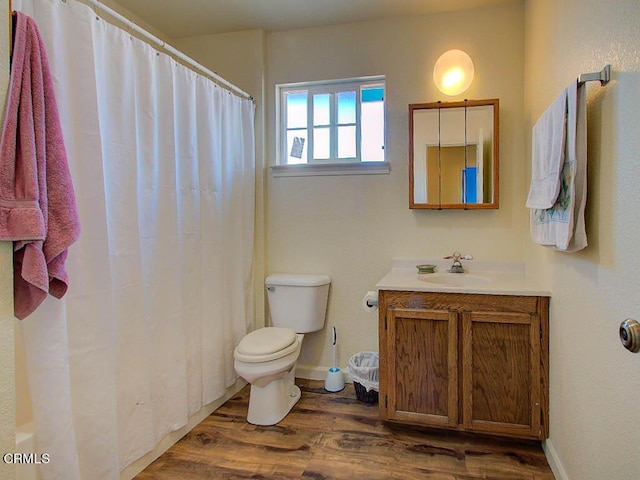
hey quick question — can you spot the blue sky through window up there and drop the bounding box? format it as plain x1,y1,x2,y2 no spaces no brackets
337,91,356,124
287,92,307,129
313,94,330,126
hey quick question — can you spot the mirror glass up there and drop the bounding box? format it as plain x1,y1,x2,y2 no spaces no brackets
409,99,499,209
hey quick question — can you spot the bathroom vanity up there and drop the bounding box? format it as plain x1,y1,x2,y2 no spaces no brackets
375,260,550,440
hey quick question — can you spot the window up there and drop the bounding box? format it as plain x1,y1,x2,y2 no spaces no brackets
275,77,388,176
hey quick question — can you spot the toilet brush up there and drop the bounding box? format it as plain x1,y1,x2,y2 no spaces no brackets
324,326,345,392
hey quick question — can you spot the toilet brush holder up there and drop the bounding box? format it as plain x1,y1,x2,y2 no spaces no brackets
324,367,345,392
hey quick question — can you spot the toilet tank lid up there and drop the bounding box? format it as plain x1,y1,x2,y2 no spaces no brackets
266,273,331,287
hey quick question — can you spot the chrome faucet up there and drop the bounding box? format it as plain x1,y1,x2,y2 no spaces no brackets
444,251,473,273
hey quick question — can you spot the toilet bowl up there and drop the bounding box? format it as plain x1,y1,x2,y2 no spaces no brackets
234,327,304,425
233,273,331,426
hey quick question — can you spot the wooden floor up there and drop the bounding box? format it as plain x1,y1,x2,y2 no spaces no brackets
135,379,555,480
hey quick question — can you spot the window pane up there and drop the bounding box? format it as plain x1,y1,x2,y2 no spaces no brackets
314,127,330,159
362,87,384,103
337,91,356,124
338,126,356,158
361,100,384,161
313,94,331,126
286,91,307,129
287,129,307,164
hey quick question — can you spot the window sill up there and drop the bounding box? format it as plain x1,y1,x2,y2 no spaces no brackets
270,161,390,178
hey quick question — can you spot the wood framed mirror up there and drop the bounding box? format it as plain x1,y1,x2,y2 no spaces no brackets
409,99,499,209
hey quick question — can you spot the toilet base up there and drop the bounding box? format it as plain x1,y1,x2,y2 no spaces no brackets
246,367,301,425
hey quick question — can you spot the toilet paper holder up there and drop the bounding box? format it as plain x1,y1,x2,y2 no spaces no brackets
619,319,640,353
362,291,378,312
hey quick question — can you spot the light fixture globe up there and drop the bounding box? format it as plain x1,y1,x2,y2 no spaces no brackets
433,49,474,96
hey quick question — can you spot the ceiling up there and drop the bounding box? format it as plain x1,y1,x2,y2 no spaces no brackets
113,0,518,39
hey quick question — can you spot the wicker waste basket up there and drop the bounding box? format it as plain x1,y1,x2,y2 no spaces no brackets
347,351,379,403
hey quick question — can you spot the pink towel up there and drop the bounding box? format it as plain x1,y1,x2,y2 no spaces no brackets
0,12,80,320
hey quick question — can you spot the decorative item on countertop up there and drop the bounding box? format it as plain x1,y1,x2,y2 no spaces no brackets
325,326,345,392
416,264,436,274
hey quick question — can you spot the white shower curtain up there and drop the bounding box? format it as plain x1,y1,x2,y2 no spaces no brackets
14,0,255,478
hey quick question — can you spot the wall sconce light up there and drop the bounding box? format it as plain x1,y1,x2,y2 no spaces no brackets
433,49,474,96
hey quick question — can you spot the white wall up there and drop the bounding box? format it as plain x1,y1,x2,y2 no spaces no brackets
0,1,16,478
265,3,527,374
524,1,640,479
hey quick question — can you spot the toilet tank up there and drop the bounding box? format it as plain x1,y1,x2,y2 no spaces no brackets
265,274,331,333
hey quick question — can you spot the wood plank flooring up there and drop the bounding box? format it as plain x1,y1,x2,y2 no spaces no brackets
135,379,555,479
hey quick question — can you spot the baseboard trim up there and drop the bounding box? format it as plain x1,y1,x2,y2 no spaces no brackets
295,364,352,383
543,439,570,480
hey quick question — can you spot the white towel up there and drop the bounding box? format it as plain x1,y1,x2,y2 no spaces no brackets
526,89,567,209
529,81,588,252
564,81,587,252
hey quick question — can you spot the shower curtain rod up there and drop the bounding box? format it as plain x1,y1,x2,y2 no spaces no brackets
82,0,253,100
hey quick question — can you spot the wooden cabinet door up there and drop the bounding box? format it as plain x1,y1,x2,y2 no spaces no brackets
381,307,458,427
461,310,542,439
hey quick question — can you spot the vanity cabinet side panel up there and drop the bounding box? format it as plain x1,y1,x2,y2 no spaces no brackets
539,296,549,439
379,290,391,421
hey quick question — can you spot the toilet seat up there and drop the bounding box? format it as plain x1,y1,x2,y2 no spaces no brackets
234,327,298,363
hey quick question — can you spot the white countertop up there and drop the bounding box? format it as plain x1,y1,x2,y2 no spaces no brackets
375,258,550,297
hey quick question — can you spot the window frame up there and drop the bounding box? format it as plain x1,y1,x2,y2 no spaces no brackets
274,76,389,177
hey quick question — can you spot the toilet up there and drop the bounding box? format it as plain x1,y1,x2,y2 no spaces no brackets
234,273,331,425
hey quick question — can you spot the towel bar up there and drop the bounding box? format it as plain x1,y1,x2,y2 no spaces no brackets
578,64,611,86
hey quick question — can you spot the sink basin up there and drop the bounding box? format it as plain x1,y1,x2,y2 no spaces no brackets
417,273,493,287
